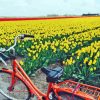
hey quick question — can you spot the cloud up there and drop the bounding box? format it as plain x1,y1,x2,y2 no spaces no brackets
63,0,100,14
0,0,99,16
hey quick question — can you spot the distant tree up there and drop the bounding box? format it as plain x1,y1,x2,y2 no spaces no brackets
47,14,59,17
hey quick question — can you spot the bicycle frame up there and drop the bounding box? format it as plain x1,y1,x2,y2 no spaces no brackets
1,59,99,100
2,59,46,99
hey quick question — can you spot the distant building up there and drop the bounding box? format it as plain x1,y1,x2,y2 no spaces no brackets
82,13,99,16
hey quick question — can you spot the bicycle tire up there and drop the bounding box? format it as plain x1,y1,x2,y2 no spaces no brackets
0,70,31,100
58,92,84,100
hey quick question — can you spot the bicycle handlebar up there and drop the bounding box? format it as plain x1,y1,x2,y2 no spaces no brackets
23,34,34,38
0,34,34,53
0,34,34,66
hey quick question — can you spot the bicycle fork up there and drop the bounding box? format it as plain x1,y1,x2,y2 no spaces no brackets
8,71,17,92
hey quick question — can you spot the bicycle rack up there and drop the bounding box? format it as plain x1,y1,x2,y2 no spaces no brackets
58,80,100,100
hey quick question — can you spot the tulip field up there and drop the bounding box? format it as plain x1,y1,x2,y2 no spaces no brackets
0,17,100,87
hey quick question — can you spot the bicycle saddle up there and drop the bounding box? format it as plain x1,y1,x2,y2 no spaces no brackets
41,67,63,83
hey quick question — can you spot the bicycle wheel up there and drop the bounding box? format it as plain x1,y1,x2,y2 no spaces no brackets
0,70,31,100
58,92,84,100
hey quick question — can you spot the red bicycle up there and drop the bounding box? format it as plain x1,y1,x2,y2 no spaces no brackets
0,34,100,100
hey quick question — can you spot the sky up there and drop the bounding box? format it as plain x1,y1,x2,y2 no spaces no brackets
0,0,100,17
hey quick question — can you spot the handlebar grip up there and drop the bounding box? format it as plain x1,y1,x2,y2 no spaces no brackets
24,34,34,38
20,34,34,39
